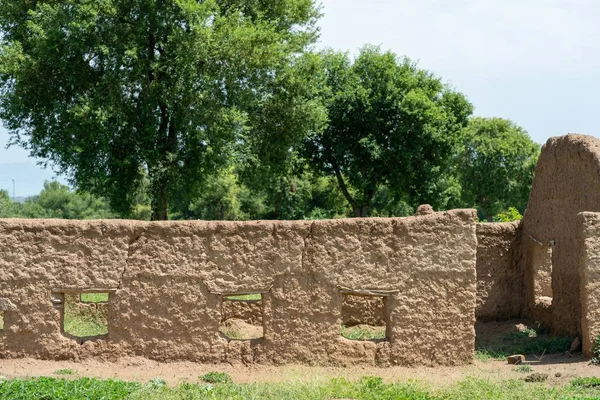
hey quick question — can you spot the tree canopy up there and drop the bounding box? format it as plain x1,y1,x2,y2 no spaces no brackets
0,3,542,222
456,117,540,221
0,0,322,220
303,47,473,217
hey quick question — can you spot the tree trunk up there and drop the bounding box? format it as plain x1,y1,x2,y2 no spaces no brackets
150,174,169,221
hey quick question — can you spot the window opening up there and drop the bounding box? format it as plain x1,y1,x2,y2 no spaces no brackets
220,293,264,340
341,294,388,341
62,291,110,342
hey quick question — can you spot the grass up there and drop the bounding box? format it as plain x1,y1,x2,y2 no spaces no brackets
80,293,109,303
200,372,232,384
225,294,262,301
475,328,572,360
514,364,532,373
0,376,600,400
54,369,75,375
341,324,386,340
63,294,108,338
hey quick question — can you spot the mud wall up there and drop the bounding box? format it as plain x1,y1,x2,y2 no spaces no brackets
475,222,523,321
578,212,600,357
521,134,600,336
0,210,477,366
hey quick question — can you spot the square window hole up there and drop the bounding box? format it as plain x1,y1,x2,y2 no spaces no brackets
341,294,387,341
63,292,109,341
220,293,264,340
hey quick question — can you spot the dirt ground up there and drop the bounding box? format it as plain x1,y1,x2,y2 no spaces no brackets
0,320,597,386
0,354,595,387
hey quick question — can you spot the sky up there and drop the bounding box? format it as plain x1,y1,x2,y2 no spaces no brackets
1,0,600,196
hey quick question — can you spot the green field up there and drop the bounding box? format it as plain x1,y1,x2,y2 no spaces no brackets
0,375,599,400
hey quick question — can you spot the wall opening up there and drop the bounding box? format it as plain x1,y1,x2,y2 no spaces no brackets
532,242,553,306
220,293,264,340
62,291,109,342
0,311,4,332
341,294,387,341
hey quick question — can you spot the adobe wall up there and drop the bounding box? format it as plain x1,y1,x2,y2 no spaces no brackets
0,209,477,366
475,222,523,321
521,134,600,336
578,212,600,357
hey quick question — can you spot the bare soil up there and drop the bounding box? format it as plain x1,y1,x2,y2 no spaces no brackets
0,320,595,386
0,354,596,387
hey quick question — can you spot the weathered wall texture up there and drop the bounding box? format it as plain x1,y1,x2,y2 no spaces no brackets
475,222,523,321
0,210,477,366
578,212,600,357
521,134,600,336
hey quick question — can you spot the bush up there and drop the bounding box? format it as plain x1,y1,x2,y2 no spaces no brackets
200,371,232,384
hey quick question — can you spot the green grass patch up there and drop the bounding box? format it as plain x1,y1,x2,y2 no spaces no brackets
0,377,139,400
513,364,532,373
476,329,571,360
571,376,600,388
80,293,109,303
54,369,75,376
1,376,600,400
341,324,386,340
225,294,261,301
200,371,232,384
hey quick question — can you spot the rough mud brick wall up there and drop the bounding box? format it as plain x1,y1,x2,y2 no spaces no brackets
0,210,477,366
222,300,262,326
0,219,132,360
342,295,386,327
521,134,600,336
578,212,600,357
476,222,523,321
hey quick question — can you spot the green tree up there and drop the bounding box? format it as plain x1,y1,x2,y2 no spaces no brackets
304,47,473,217
0,189,13,217
15,181,114,219
0,0,321,220
457,117,540,221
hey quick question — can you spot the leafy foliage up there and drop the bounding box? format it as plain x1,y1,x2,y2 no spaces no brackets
304,46,473,216
494,207,523,222
0,182,115,219
0,0,322,220
456,117,539,221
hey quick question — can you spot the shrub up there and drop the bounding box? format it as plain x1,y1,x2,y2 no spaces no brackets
200,371,232,384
